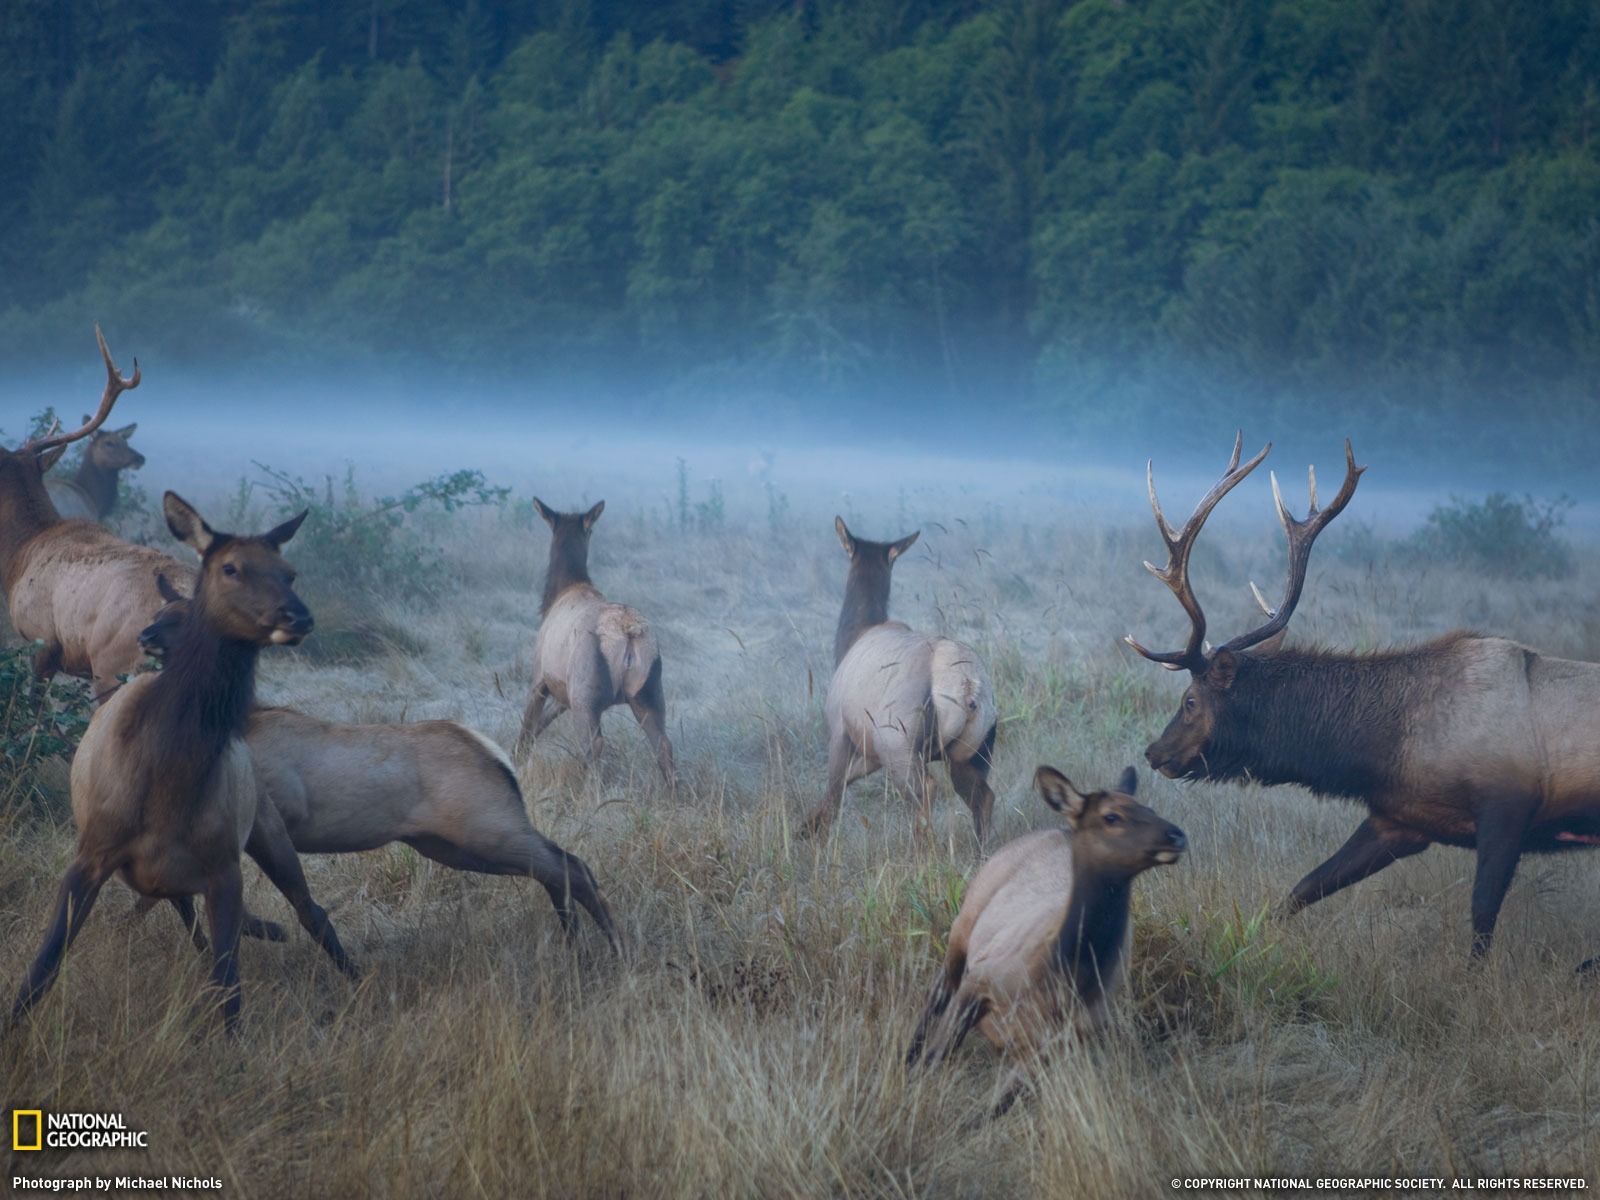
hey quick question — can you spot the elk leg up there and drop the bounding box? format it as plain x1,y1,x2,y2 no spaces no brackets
245,803,360,980
168,896,209,952
402,829,622,953
203,862,246,1035
517,684,560,751
948,732,996,842
800,731,859,837
1284,816,1431,915
1468,803,1531,959
11,860,108,1024
628,661,677,787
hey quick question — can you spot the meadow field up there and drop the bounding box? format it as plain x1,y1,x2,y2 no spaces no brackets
3,451,1599,1199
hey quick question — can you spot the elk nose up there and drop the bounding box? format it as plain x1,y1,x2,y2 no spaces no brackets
281,603,314,637
1167,827,1187,852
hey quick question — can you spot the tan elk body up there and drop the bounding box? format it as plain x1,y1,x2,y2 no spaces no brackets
9,494,330,1034
517,500,675,783
1128,435,1600,967
137,580,621,950
907,766,1185,1112
802,518,997,839
45,419,144,521
0,330,195,697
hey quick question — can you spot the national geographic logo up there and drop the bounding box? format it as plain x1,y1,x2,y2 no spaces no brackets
11,1109,149,1150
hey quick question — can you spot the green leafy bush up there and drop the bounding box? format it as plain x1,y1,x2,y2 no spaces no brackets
1410,492,1575,579
0,643,92,822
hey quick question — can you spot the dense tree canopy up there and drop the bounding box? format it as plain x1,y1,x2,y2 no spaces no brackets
2,1,1596,458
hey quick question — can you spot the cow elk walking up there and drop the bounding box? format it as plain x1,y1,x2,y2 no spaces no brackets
801,518,997,841
0,328,195,698
139,585,622,953
45,418,145,522
906,765,1185,1115
1128,433,1600,968
8,493,346,1035
516,499,676,785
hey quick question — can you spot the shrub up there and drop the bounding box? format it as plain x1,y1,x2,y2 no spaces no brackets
0,643,92,822
1410,492,1574,579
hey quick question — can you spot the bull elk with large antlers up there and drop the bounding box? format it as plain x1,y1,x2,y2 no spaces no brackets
800,518,998,841
1127,434,1600,968
9,494,346,1034
0,328,195,698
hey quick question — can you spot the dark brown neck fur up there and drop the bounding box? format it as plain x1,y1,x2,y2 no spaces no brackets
541,528,594,615
1201,639,1471,796
73,458,119,518
1052,852,1132,1009
0,452,64,594
834,552,895,666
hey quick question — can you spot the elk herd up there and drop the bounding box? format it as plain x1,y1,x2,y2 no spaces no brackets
3,333,1598,1113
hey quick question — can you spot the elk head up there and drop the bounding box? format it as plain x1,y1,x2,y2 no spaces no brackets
1035,765,1187,872
164,494,313,646
82,420,145,472
1126,434,1363,779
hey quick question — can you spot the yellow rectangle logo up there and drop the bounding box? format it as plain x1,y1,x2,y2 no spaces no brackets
13,1109,43,1151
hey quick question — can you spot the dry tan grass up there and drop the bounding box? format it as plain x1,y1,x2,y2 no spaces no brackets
4,479,1600,1198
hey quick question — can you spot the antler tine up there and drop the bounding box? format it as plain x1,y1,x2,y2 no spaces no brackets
1223,440,1365,655
1127,432,1270,671
28,326,141,455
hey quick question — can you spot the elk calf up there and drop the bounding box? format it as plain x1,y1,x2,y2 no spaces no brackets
9,494,341,1034
45,418,144,521
516,500,675,784
1129,434,1600,969
906,766,1185,1113
802,518,997,840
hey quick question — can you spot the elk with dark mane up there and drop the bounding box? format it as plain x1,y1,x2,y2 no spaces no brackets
1127,434,1600,968
516,499,675,785
906,765,1184,1115
45,417,144,522
0,328,195,698
801,518,997,841
8,493,352,1034
134,574,621,954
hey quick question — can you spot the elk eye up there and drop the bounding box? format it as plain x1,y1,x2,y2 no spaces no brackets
222,563,238,577
1184,695,1196,711
1103,811,1121,826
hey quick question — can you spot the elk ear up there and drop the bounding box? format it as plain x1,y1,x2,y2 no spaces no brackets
835,516,856,558
1036,765,1088,823
36,443,69,472
164,492,216,555
887,530,920,562
263,509,308,549
1114,766,1139,796
582,500,605,531
155,572,186,603
532,497,557,528
116,422,137,438
1207,648,1240,690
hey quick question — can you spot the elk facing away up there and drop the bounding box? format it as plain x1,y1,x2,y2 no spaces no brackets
0,328,195,697
516,500,675,785
801,518,997,841
9,494,341,1034
1128,434,1600,967
906,765,1185,1115
137,578,620,953
45,417,144,521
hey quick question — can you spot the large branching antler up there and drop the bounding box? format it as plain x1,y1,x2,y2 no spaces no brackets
1222,439,1364,654
26,326,140,456
1125,432,1271,672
